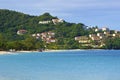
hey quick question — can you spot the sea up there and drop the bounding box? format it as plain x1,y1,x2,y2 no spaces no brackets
0,50,120,80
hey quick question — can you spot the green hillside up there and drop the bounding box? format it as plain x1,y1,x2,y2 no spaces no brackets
0,9,120,50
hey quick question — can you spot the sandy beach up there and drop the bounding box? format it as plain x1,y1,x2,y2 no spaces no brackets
0,51,36,55
0,49,105,55
0,50,75,55
44,49,87,52
0,51,11,55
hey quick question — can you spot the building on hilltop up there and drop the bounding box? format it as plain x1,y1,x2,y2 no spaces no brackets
38,20,51,24
38,18,64,25
52,19,64,24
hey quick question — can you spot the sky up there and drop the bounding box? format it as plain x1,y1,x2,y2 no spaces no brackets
0,0,120,30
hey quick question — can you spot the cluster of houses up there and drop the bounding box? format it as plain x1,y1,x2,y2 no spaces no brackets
17,26,120,48
32,31,56,43
17,29,57,44
75,27,120,48
38,18,64,24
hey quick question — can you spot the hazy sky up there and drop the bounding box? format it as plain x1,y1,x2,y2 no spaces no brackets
0,0,120,30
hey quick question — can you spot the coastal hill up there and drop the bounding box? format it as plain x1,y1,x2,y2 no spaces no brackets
0,9,120,50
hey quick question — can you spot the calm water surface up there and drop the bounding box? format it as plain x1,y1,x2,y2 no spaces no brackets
0,50,120,80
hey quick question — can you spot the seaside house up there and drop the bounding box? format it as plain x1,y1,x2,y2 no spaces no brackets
75,36,90,43
50,39,56,43
91,36,101,41
40,31,56,43
32,31,56,43
48,31,55,37
90,35,103,48
112,34,116,37
114,30,119,34
32,33,41,39
111,33,120,37
17,29,27,35
40,32,47,40
38,18,64,25
52,19,64,24
36,33,41,37
39,20,51,24
75,36,91,46
95,28,99,32
89,34,101,41
110,31,120,37
32,34,36,37
104,31,108,35
102,27,109,31
97,33,104,36
97,33,105,39
103,31,118,37
103,31,111,36
94,28,101,32
46,38,56,43
89,34,96,38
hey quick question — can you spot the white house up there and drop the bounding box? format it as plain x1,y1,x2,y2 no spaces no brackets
102,27,109,31
52,19,64,24
39,21,51,24
75,36,90,43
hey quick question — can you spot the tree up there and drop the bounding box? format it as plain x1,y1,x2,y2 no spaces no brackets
104,37,120,49
0,34,6,50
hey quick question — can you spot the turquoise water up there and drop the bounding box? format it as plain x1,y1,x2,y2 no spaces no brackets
0,50,120,80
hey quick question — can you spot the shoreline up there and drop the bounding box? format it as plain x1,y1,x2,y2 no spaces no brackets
0,51,36,55
0,51,11,55
0,49,119,55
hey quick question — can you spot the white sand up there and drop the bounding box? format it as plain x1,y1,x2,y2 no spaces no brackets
0,49,102,55
0,51,36,55
0,51,11,55
44,49,85,52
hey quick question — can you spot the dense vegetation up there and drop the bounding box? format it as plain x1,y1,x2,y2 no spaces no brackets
0,9,120,51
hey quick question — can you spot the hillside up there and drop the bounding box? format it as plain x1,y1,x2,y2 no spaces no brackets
0,9,120,50
0,9,86,39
